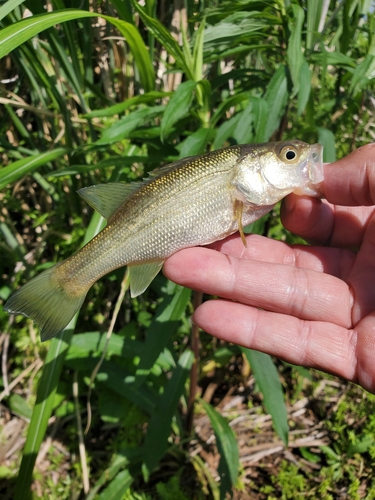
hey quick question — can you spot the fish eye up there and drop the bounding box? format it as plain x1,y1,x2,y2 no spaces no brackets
280,146,298,162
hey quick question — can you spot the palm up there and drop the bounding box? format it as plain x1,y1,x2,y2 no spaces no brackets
164,144,375,394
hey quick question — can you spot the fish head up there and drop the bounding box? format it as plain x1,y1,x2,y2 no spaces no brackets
262,140,324,196
233,140,324,206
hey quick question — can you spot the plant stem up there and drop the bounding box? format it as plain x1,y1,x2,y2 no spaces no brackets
186,290,203,435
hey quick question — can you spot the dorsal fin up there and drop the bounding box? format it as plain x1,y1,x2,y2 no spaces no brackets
77,182,142,219
146,156,195,179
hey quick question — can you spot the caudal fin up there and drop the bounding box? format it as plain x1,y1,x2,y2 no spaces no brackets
4,264,87,341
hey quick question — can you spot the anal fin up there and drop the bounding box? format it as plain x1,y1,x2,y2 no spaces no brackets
234,199,248,248
128,261,164,298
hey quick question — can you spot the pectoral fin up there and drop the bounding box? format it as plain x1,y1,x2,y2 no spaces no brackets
234,199,248,248
128,261,164,298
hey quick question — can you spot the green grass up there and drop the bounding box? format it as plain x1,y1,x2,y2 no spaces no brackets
1,0,375,498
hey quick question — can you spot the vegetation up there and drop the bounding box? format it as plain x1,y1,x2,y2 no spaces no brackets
1,0,375,498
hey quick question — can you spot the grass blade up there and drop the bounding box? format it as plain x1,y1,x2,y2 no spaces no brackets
129,0,194,80
287,4,304,96
0,0,25,22
142,350,194,477
14,210,106,500
14,327,75,500
96,469,134,500
200,399,239,500
0,148,68,189
242,348,289,445
178,128,215,157
0,9,154,92
297,58,311,116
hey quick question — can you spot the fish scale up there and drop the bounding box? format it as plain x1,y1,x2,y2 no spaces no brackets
4,140,324,341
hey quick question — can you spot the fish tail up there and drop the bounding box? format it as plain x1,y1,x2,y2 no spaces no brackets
4,263,87,341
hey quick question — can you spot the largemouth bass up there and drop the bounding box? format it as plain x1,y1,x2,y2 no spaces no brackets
4,140,324,341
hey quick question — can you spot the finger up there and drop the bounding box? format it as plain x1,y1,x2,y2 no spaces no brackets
347,214,375,324
164,246,353,328
192,300,364,388
209,233,355,280
322,143,375,206
356,312,375,392
281,195,374,247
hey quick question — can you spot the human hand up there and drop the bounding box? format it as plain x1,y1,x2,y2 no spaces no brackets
163,144,375,393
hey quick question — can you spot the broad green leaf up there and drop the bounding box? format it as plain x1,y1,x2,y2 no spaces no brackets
98,389,133,423
203,19,266,54
160,81,196,141
8,393,32,420
213,113,242,149
262,66,289,142
210,93,249,128
97,469,133,500
178,128,215,158
349,54,375,95
242,348,289,445
251,96,269,143
95,362,157,415
297,59,311,116
66,332,144,361
232,101,254,144
317,127,336,162
287,4,304,95
201,399,239,499
0,148,68,190
142,350,194,476
95,106,164,145
85,91,169,118
134,284,191,387
312,51,356,69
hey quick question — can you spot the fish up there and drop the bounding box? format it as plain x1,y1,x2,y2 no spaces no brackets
4,140,324,341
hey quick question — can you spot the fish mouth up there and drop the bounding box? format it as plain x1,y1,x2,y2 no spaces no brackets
295,143,324,197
